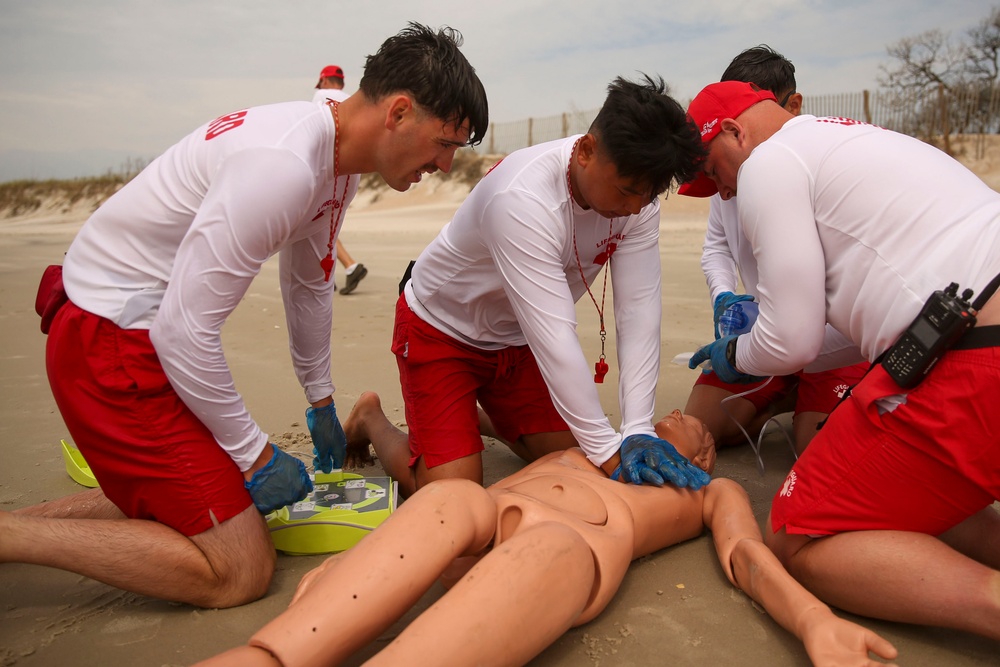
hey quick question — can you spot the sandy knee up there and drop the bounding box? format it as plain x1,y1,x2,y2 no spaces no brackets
192,507,276,607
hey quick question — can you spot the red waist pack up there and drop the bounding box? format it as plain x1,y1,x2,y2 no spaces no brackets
35,264,69,334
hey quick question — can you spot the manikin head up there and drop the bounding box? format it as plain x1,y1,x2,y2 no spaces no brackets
654,409,717,476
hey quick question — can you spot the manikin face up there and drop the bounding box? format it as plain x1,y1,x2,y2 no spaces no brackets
654,409,717,475
380,98,471,192
573,136,653,218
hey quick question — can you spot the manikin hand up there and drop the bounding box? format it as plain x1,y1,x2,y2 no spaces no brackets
617,434,712,490
689,335,766,384
245,443,313,514
713,291,755,340
307,402,347,473
801,608,899,667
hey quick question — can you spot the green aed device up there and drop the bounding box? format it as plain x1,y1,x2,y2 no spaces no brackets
266,471,397,555
59,440,396,556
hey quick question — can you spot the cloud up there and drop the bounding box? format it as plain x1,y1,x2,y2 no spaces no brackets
0,0,992,180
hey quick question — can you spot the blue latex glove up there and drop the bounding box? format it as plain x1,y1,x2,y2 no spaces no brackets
306,402,347,473
713,291,755,340
688,335,766,384
245,443,313,514
615,434,712,490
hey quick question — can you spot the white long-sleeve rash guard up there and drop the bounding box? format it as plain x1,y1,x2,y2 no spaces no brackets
700,194,863,371
405,136,663,467
732,115,1000,377
62,100,358,470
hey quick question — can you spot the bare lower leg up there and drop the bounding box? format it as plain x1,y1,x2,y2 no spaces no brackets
343,391,417,495
13,487,125,520
507,430,577,463
0,504,275,608
478,405,576,463
772,527,1000,639
478,404,504,442
939,505,1000,570
684,385,761,448
336,239,356,267
791,411,825,456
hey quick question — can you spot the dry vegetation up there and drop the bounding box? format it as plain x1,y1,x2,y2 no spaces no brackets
2,138,997,221
355,148,501,205
0,149,502,220
0,175,129,218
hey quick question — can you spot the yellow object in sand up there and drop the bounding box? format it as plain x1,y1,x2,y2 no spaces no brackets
267,470,397,555
59,440,395,555
61,439,99,488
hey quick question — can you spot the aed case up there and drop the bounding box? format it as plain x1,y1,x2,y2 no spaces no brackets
267,471,398,555
60,440,396,556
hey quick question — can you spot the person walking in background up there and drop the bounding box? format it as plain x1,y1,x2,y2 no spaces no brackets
313,64,368,295
1,23,488,609
681,45,868,458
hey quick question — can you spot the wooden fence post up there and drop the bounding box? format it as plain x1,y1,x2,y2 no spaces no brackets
863,90,871,124
938,83,951,155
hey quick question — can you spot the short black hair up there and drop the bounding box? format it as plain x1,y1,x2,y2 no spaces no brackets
360,22,489,147
588,74,706,197
720,45,796,100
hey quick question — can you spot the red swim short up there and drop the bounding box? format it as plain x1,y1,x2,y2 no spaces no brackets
46,300,253,536
694,362,868,414
392,294,567,469
771,347,1000,537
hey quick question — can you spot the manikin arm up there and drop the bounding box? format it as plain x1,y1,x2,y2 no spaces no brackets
702,479,899,667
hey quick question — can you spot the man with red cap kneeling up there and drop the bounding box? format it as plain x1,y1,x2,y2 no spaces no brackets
680,79,1000,643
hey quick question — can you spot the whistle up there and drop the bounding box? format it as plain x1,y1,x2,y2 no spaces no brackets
594,360,609,383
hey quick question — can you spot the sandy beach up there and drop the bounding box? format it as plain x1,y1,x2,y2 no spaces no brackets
2,147,999,666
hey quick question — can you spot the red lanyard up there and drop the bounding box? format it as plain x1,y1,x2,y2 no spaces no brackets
566,138,615,383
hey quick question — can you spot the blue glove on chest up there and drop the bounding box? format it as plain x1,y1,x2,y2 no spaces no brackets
307,402,347,473
615,434,711,490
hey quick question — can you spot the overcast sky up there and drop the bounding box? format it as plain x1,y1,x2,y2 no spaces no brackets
0,0,994,181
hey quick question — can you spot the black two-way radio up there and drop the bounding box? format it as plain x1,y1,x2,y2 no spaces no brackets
881,268,1000,389
880,283,976,388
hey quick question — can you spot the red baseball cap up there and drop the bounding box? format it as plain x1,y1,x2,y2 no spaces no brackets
319,64,344,80
678,81,777,197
